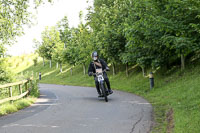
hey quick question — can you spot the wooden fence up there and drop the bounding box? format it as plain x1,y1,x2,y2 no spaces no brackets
0,77,33,104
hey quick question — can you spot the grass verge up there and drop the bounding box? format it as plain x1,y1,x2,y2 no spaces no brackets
0,97,36,116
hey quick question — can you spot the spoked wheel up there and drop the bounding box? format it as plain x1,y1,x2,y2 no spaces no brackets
101,83,108,102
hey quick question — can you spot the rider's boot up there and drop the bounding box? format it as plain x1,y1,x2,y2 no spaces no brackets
108,88,113,94
104,78,113,94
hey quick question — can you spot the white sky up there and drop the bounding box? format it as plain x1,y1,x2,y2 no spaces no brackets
6,0,93,56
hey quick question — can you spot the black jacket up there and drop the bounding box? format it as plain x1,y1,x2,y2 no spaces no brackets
88,59,108,76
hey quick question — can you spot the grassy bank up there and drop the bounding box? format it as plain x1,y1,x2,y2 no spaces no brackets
14,56,200,133
0,54,40,116
0,98,37,116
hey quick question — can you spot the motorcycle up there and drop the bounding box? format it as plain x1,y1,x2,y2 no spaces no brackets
93,69,109,102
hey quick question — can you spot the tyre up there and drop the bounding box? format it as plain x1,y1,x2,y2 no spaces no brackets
101,83,108,102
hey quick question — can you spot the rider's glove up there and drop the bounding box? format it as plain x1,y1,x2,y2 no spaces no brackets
88,72,93,76
106,67,110,71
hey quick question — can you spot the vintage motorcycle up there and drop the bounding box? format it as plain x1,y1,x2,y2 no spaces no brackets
93,69,109,102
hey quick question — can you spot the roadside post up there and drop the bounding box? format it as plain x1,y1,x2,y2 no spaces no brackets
149,72,154,90
39,72,41,80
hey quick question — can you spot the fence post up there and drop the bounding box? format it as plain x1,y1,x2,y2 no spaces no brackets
30,79,32,90
25,82,28,97
25,82,28,91
9,87,13,104
19,84,22,94
28,79,32,95
0,77,33,105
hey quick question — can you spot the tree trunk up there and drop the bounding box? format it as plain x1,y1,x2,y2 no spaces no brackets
70,68,73,76
56,62,59,69
49,60,52,68
60,63,62,73
43,57,45,66
142,66,145,77
181,54,185,71
126,63,129,77
83,63,86,75
112,63,116,76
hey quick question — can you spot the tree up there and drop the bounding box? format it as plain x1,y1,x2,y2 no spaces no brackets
35,0,200,77
52,41,64,72
56,16,71,49
0,0,53,51
39,26,60,68
33,39,46,66
75,11,93,75
61,28,79,75
0,58,12,83
122,0,200,73
154,0,200,70
87,0,127,75
0,0,52,83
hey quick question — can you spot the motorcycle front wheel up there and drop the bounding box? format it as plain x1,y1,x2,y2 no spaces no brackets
100,83,108,102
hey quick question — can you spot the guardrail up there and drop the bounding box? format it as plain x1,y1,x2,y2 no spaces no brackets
0,77,33,104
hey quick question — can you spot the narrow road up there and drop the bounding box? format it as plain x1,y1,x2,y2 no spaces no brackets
0,84,153,133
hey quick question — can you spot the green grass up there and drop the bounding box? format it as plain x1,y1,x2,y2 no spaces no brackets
0,98,36,116
7,53,38,74
6,54,200,133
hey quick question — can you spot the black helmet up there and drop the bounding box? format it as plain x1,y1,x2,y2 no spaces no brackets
92,51,98,60
92,51,98,57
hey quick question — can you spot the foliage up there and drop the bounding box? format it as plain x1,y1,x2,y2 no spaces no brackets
55,14,93,67
62,27,79,66
56,16,71,49
87,0,127,63
0,58,13,83
72,12,93,66
0,0,53,53
0,0,31,45
30,79,40,97
33,57,38,66
120,0,200,70
0,0,52,84
32,0,200,74
35,26,60,61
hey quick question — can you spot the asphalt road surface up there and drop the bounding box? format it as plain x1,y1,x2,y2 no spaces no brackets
0,84,153,133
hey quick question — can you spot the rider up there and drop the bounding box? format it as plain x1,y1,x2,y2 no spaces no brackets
88,51,113,97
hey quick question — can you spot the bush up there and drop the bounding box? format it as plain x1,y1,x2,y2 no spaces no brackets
30,79,40,97
33,57,38,66
0,59,14,84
